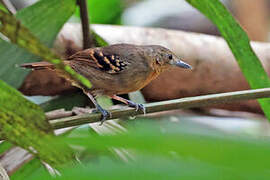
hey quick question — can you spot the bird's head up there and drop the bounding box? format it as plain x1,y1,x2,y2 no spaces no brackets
144,45,192,72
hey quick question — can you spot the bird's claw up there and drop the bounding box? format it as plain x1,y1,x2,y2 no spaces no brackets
93,106,112,125
99,109,112,125
127,100,146,114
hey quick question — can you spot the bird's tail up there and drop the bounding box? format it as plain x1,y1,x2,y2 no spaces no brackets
20,62,55,70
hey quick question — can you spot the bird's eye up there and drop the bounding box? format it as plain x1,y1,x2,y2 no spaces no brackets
168,54,173,60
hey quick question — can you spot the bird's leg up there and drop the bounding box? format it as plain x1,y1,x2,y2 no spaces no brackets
111,95,146,114
85,91,111,125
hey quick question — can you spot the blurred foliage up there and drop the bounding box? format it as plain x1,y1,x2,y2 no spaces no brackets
186,0,270,120
0,0,77,88
20,120,270,180
0,80,74,167
0,80,50,133
0,1,92,89
11,158,48,180
0,10,58,59
0,141,13,154
75,0,124,24
0,2,7,12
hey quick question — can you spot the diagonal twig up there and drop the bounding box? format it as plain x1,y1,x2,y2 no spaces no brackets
49,88,270,129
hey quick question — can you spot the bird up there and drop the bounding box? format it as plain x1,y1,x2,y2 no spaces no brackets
21,43,192,124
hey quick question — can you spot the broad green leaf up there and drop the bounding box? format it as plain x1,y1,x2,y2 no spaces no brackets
186,0,270,119
0,6,92,89
16,0,76,48
29,156,243,180
28,121,270,179
0,3,8,13
67,121,270,171
75,0,123,24
0,80,74,167
0,0,76,88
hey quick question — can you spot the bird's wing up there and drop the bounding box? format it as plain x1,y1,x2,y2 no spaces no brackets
67,48,129,74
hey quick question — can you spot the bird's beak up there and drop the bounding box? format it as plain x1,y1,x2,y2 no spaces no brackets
170,59,192,69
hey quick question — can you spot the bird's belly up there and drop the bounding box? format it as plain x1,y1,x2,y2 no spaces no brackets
90,71,159,96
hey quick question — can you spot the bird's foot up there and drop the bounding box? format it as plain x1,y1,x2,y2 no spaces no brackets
110,95,146,114
99,109,112,125
93,105,112,125
126,100,146,114
84,91,111,125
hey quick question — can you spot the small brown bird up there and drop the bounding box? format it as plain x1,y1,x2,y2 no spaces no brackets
21,44,192,123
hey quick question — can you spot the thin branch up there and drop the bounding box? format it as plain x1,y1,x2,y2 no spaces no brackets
77,0,92,49
49,88,270,129
0,0,16,14
0,162,9,180
0,147,33,176
46,109,73,120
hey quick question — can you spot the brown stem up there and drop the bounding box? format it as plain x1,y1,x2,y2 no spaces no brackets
77,0,92,49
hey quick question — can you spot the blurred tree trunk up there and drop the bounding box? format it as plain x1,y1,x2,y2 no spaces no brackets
233,0,269,41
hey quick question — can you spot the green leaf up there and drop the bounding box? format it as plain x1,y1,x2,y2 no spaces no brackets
0,80,74,167
75,0,123,24
11,158,48,180
0,0,76,88
91,30,109,47
16,0,76,48
0,141,13,154
0,3,92,89
29,156,243,180
67,121,270,170
186,0,270,120
29,121,270,179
